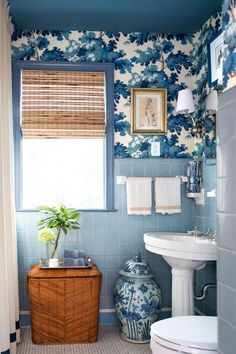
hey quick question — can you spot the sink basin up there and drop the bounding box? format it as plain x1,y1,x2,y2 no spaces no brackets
144,232,217,317
144,232,216,263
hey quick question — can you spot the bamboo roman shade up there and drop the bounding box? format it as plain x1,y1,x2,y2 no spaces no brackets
21,69,106,138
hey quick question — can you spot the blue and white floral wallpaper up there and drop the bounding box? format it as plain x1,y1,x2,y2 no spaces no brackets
190,12,221,159
222,0,236,90
11,12,221,158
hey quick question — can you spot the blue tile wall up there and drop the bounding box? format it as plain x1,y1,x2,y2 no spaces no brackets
217,86,236,353
17,158,197,326
194,159,217,316
10,0,230,329
17,157,217,325
196,159,217,232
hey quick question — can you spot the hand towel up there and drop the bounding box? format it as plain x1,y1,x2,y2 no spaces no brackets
155,177,181,214
126,177,152,215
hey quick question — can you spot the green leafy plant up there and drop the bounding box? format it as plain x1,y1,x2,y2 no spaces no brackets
37,205,80,258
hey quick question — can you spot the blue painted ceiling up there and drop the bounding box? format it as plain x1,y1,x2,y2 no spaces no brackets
8,0,222,34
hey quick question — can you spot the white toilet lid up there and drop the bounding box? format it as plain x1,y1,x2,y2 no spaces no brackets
151,316,217,350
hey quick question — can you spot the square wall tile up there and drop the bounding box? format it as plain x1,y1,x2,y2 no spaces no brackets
16,158,216,319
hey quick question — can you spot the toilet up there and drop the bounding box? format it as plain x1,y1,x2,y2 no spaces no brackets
150,316,217,354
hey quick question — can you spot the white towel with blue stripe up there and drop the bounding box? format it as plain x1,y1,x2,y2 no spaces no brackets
126,177,152,215
155,177,181,214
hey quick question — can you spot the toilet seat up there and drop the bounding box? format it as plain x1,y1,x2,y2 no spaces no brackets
150,316,217,354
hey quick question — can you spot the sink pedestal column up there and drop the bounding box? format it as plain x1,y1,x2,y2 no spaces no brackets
171,268,194,317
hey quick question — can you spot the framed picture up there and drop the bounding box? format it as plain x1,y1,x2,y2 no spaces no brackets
208,32,223,86
131,88,167,135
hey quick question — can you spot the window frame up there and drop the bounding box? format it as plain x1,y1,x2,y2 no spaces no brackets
12,61,115,212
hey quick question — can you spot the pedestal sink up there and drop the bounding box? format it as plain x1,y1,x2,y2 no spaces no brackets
144,232,217,317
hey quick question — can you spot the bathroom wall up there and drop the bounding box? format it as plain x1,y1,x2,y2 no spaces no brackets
192,0,236,318
12,11,221,326
17,159,218,325
194,160,217,316
190,14,221,159
11,23,219,159
222,0,236,91
194,0,236,324
189,9,222,316
217,1,236,352
17,158,196,326
195,161,217,232
217,83,236,353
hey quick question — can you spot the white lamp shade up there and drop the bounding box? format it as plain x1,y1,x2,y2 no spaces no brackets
205,89,218,113
176,88,195,114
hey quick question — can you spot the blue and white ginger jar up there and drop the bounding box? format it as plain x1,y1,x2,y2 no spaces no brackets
113,253,162,343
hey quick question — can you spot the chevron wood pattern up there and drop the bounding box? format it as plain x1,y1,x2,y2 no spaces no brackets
27,265,102,344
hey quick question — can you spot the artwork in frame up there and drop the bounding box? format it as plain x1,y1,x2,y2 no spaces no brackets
131,88,167,135
208,32,224,86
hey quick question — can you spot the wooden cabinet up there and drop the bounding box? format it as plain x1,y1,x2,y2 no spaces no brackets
27,265,102,344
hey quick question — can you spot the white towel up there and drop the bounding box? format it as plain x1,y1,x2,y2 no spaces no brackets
155,177,181,214
126,177,152,215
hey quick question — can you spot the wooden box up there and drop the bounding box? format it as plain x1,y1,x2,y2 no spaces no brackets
27,265,102,344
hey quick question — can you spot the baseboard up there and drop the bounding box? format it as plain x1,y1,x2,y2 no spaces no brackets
19,308,171,327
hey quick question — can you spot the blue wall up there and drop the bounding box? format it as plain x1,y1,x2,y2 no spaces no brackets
196,160,217,232
222,0,236,91
195,160,217,316
18,158,198,325
11,20,221,159
12,14,220,326
18,158,217,325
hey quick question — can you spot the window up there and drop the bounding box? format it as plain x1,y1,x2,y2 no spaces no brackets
13,62,114,210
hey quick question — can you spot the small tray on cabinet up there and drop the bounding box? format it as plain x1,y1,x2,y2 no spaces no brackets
39,264,93,269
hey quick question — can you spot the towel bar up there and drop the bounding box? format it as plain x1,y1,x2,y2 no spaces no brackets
117,176,188,185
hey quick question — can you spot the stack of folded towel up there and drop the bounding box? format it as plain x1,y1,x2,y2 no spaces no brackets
63,249,85,267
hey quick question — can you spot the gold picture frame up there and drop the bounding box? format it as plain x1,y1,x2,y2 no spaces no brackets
131,88,167,135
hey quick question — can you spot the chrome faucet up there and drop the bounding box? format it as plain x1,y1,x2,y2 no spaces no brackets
200,228,217,241
187,226,202,237
206,230,217,241
187,227,217,241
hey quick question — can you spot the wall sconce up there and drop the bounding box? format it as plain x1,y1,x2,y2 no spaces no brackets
176,88,218,139
176,88,204,138
205,89,217,118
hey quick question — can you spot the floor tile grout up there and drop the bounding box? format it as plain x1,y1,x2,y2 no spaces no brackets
17,327,152,354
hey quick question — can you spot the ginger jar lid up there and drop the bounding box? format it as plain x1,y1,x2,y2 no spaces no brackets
119,253,155,279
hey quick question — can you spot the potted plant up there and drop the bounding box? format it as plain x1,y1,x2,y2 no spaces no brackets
37,205,80,267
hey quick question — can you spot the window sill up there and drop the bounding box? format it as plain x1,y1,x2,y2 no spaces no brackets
16,208,118,213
